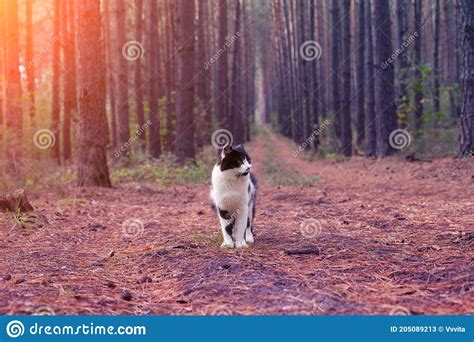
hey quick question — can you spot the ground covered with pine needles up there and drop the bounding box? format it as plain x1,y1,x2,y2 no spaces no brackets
0,129,472,315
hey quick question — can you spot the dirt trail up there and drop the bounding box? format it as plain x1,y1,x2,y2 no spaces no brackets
0,129,472,315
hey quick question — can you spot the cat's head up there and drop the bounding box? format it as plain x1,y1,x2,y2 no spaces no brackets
217,143,252,177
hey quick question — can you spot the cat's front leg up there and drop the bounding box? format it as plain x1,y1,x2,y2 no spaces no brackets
220,220,235,248
234,208,249,248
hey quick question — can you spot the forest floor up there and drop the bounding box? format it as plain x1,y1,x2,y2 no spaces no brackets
0,128,473,315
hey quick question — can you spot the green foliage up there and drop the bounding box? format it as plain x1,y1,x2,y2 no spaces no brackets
111,152,210,186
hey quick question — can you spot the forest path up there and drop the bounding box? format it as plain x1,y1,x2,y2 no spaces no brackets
0,128,472,315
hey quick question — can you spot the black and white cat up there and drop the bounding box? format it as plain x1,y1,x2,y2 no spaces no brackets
211,144,257,248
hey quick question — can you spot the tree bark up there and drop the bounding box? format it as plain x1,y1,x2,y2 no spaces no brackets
215,0,229,130
116,0,131,150
433,0,441,119
356,0,365,148
413,0,424,134
365,0,376,156
230,0,244,144
374,0,396,157
175,0,195,162
341,0,352,156
75,0,112,187
330,0,342,139
164,0,176,152
4,0,23,164
51,0,61,162
134,0,146,149
104,0,117,148
25,0,35,124
63,0,76,162
148,0,161,158
396,0,409,128
195,0,212,147
459,0,474,156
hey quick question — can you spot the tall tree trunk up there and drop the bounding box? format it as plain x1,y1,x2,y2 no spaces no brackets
4,0,23,164
175,0,195,162
63,0,76,162
356,0,366,148
75,0,111,187
25,0,35,124
341,0,352,156
365,0,376,156
215,0,229,130
396,0,409,128
283,0,297,141
104,0,117,148
330,0,342,139
242,0,254,142
230,0,244,144
413,0,424,134
459,0,474,156
134,0,146,149
309,0,319,150
317,0,327,119
116,0,130,150
196,0,211,147
374,0,396,157
51,0,61,162
445,0,458,119
433,0,441,119
164,0,175,152
148,0,161,158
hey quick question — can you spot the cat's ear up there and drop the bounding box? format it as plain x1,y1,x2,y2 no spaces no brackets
223,143,233,155
236,143,246,151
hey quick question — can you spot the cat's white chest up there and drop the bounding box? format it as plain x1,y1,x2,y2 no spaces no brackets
211,166,249,211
